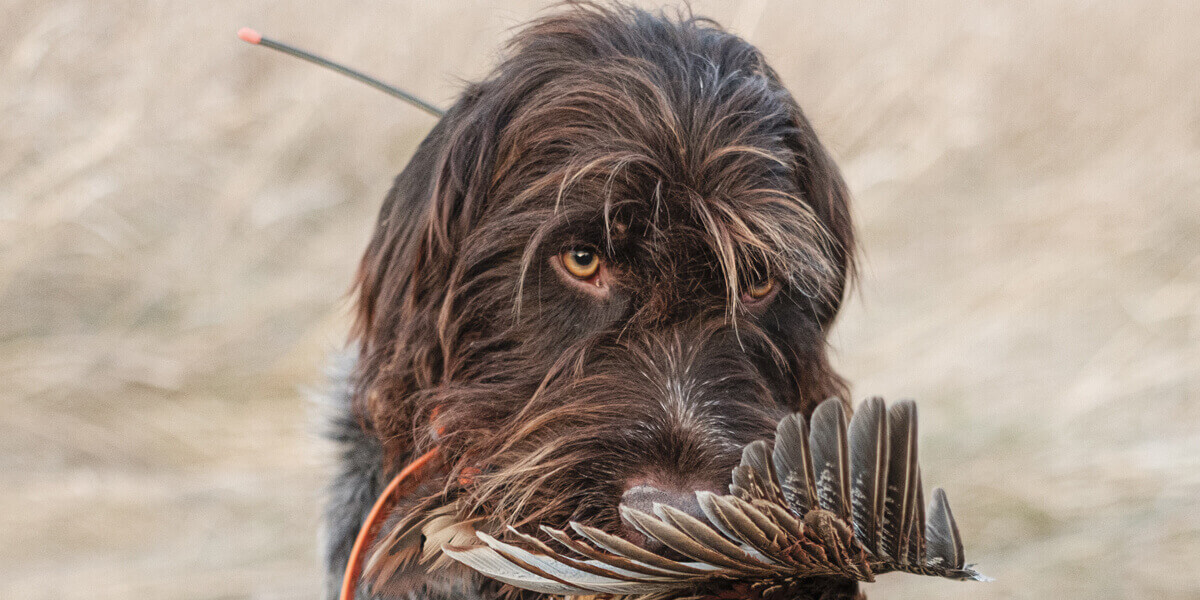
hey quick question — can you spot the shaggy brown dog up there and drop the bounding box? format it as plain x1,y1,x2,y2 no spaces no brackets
321,4,856,599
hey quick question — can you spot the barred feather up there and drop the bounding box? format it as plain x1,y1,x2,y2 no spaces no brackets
926,488,965,570
882,400,920,565
772,413,818,515
847,397,888,554
736,440,785,506
809,400,852,522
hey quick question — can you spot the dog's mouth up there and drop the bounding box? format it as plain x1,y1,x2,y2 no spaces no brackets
440,398,989,600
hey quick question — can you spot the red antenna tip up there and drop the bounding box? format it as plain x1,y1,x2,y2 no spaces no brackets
237,27,262,45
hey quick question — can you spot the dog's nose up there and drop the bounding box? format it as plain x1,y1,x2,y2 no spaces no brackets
619,482,710,549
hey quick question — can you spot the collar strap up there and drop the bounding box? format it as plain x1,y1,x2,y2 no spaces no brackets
338,446,442,600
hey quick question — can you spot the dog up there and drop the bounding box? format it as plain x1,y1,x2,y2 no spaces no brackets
320,4,857,599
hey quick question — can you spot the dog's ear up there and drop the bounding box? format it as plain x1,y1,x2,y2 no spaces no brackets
350,85,507,464
354,86,493,341
784,102,856,327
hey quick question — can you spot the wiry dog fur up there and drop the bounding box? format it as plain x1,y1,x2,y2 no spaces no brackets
321,4,858,599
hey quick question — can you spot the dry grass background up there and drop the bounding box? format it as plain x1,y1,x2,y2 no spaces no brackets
2,1,1197,598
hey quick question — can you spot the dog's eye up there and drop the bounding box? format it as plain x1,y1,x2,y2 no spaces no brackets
745,276,775,301
561,248,601,279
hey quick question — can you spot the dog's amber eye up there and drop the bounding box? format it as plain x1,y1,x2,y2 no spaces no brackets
561,248,601,279
746,277,775,300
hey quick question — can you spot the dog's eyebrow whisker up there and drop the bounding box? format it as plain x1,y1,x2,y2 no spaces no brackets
555,156,613,213
688,190,741,317
512,214,569,322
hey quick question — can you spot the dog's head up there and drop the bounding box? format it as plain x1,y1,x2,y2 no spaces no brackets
352,4,854,546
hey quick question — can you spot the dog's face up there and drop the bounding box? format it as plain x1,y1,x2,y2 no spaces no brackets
353,6,854,549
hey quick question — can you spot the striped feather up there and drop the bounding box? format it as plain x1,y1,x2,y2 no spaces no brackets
882,400,920,564
772,413,818,515
925,487,964,570
809,399,852,522
847,397,888,554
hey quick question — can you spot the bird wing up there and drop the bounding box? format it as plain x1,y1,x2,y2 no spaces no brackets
439,398,989,597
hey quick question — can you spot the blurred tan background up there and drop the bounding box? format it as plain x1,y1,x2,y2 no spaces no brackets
2,1,1197,598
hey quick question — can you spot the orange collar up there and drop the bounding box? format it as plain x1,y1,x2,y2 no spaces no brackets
338,446,442,600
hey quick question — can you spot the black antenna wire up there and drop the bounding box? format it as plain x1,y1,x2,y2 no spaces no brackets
238,28,445,118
